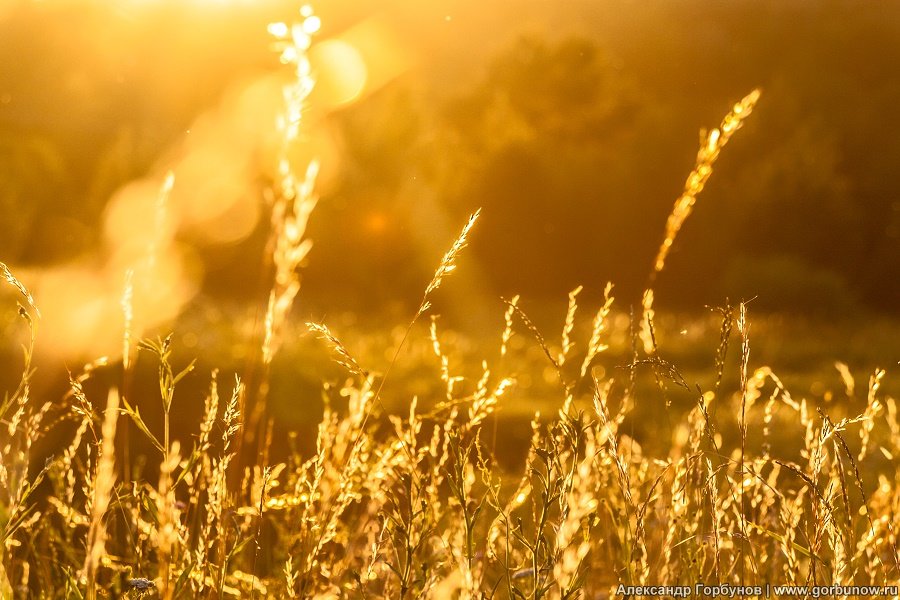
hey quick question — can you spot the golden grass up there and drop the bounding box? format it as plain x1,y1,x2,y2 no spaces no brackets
83,389,120,600
2,12,900,600
641,89,761,355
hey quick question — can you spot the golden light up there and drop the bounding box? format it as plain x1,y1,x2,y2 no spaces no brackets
338,17,413,94
290,23,312,51
108,243,201,316
191,191,261,245
161,83,265,240
2,1,393,361
35,267,118,358
267,22,289,38
0,0,16,21
310,39,368,107
171,143,252,227
301,15,321,35
103,178,175,255
365,212,387,235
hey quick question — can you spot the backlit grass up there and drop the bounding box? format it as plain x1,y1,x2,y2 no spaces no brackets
1,8,899,600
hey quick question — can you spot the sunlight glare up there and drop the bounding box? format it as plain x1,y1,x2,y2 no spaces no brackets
291,24,312,51
111,243,201,334
310,39,368,107
194,192,261,244
332,17,413,97
268,22,289,38
37,267,117,357
302,15,321,35
104,179,176,253
172,142,253,229
0,0,17,21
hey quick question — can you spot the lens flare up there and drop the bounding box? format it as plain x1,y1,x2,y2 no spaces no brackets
310,39,368,107
104,178,176,255
302,15,321,35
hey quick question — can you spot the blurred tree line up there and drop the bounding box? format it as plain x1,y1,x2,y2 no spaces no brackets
309,0,900,316
2,0,898,317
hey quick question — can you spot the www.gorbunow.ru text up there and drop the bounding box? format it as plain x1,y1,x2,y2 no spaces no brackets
615,583,900,598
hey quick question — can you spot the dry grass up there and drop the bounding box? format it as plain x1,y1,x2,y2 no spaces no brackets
1,10,899,600
640,89,761,355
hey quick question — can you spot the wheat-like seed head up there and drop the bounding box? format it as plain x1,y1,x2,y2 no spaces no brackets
261,7,321,369
652,89,760,277
859,368,886,460
640,89,760,353
580,282,614,380
307,322,366,379
558,285,582,366
421,209,482,311
0,261,39,318
500,294,519,358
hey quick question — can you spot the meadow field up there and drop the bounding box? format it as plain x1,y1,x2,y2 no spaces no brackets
2,1,900,599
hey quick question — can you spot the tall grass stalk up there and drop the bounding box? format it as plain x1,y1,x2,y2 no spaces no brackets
641,89,761,353
83,389,120,600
